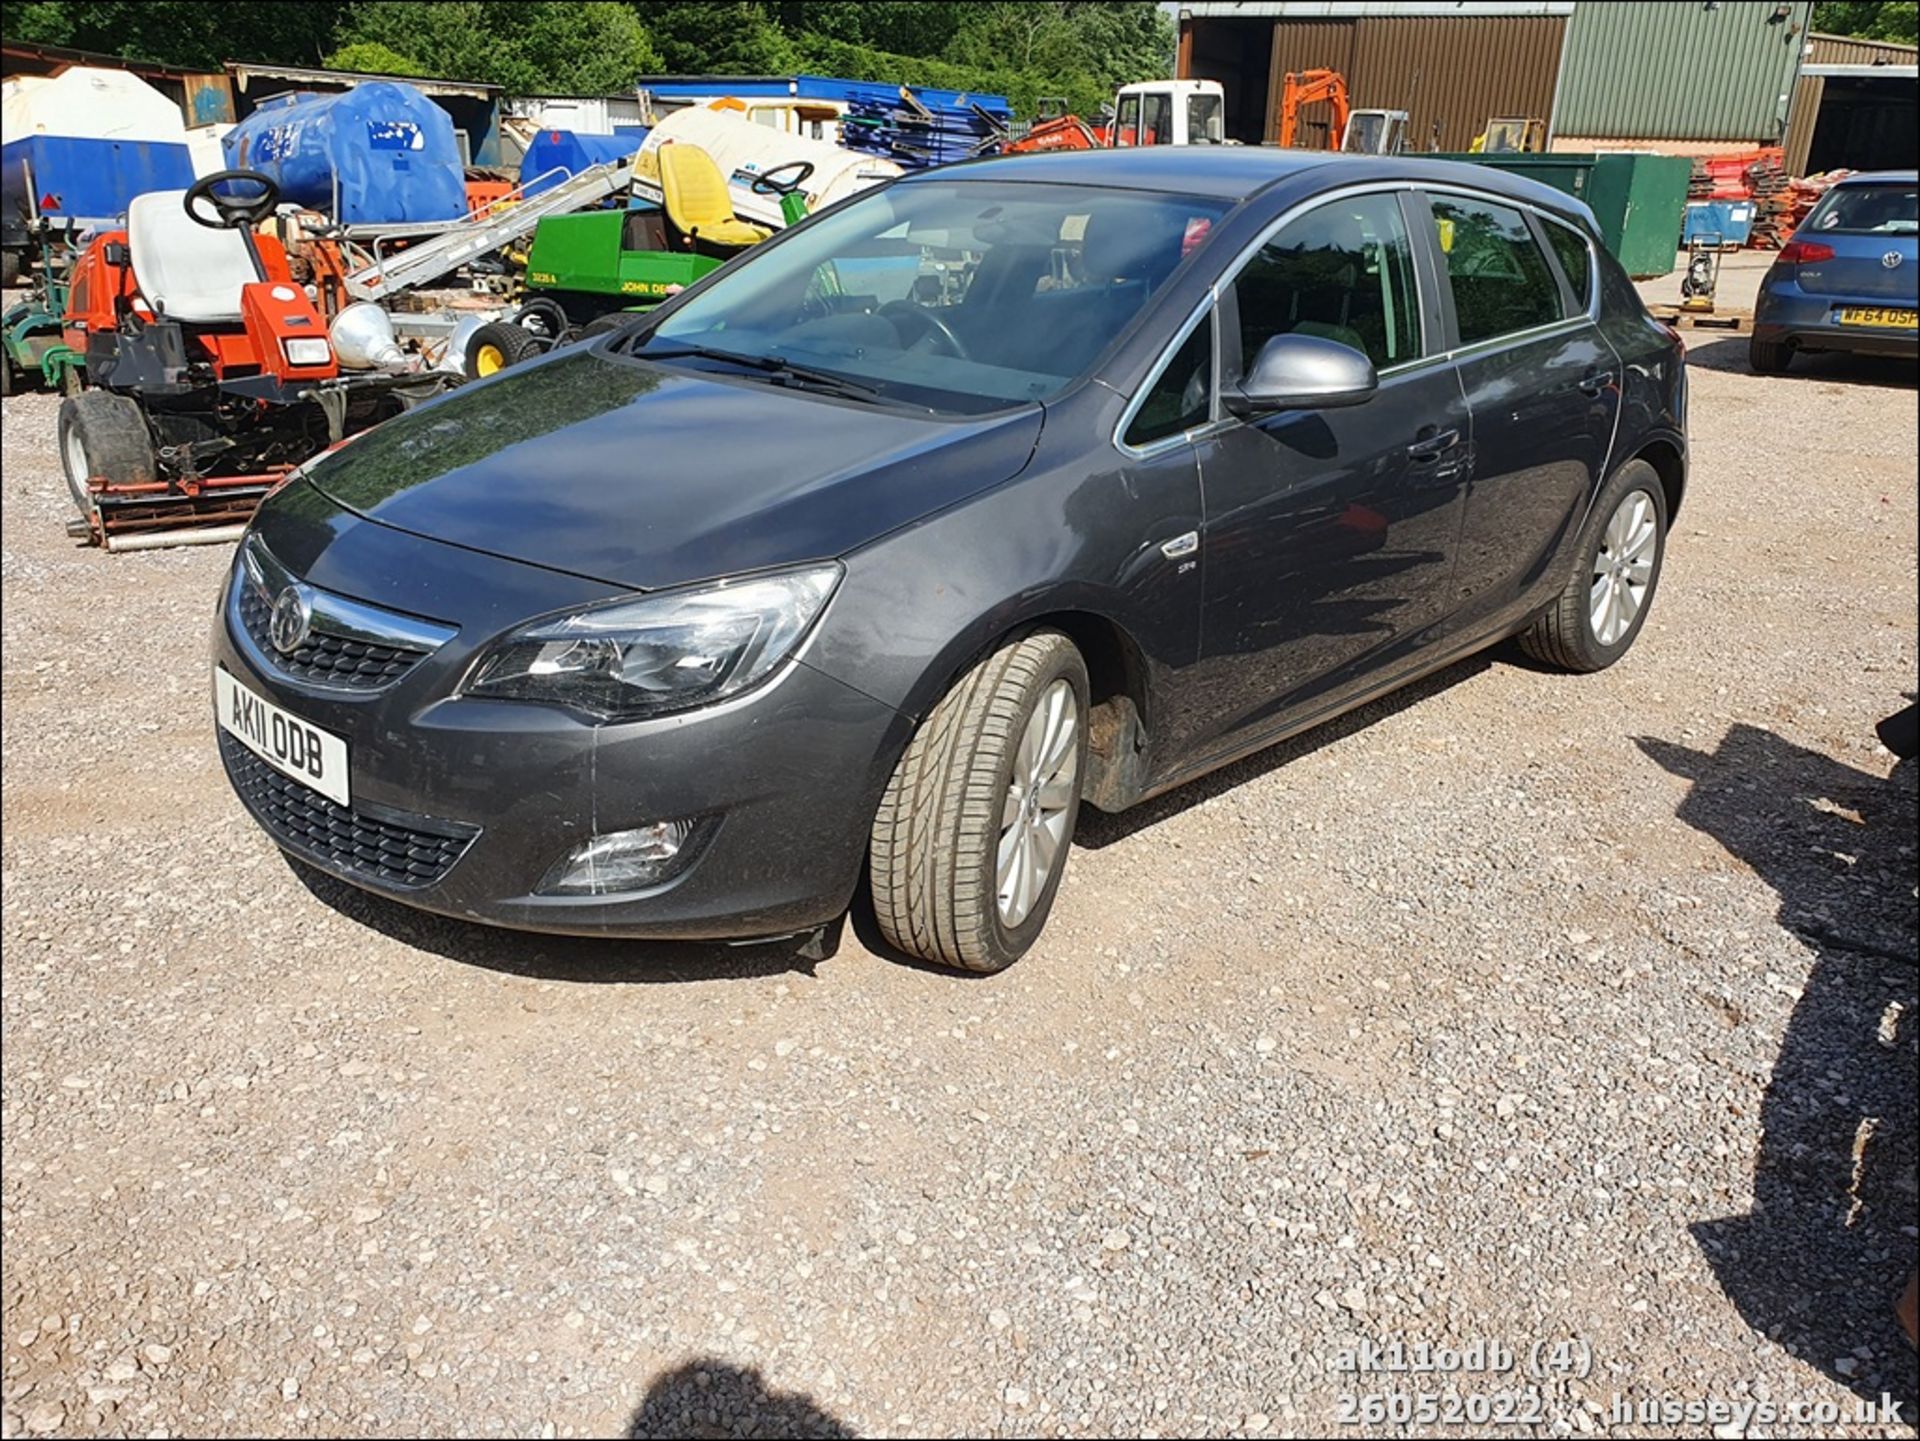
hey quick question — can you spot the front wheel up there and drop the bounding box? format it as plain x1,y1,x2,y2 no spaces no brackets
1517,459,1668,673
465,321,541,378
870,630,1088,973
58,391,157,521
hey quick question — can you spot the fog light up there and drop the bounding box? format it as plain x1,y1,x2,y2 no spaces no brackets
537,820,699,896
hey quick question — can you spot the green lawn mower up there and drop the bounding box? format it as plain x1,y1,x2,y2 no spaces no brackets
1,237,84,398
464,158,814,377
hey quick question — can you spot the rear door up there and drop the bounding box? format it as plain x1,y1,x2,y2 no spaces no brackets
1422,191,1621,638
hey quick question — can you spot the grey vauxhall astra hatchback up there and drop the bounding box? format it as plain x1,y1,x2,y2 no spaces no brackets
214,148,1686,972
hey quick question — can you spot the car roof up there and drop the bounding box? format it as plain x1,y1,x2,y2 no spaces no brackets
906,147,1599,225
1832,170,1918,186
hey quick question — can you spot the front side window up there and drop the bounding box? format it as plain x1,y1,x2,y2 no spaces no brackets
1542,217,1594,310
1806,183,1918,235
1187,93,1224,145
1430,196,1563,344
1125,312,1213,447
1231,193,1422,372
650,181,1228,414
1115,94,1141,147
1141,92,1173,146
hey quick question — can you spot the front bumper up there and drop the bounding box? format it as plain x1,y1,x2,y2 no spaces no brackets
211,539,912,942
1752,277,1918,357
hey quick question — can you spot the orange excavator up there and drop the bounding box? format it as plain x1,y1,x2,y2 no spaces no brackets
1276,69,1350,149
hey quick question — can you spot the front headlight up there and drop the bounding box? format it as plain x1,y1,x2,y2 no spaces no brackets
463,563,841,720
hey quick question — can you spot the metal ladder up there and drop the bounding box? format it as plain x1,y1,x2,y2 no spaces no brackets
342,157,644,301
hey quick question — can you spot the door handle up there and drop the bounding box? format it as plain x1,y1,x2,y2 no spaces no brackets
1406,428,1459,462
1578,369,1615,397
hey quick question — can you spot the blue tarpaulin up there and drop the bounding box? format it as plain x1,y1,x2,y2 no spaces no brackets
518,130,647,197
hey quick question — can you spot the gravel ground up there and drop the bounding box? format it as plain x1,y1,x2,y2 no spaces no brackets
2,327,1915,1439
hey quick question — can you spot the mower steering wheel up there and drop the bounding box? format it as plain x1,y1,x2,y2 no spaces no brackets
750,161,814,198
879,299,970,360
184,170,281,231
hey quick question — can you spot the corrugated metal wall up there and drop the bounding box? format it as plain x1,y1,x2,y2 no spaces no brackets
1257,14,1563,149
1806,31,1920,66
1555,1,1812,143
1348,16,1564,151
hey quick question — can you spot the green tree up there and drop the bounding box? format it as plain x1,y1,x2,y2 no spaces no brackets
1811,0,1918,43
629,1,796,73
333,1,661,91
4,0,342,67
323,41,430,78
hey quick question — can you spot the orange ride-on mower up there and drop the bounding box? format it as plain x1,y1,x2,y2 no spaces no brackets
57,170,454,551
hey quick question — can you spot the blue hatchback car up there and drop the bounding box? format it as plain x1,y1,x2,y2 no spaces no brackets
1751,171,1917,372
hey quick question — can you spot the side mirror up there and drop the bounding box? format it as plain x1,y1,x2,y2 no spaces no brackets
1224,333,1378,417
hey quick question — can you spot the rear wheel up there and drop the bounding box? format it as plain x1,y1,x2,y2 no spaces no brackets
870,629,1088,973
1748,336,1792,373
465,321,541,378
1518,459,1667,674
577,313,634,343
58,391,156,521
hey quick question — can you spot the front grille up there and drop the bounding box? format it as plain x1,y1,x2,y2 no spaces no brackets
219,731,478,890
237,585,429,691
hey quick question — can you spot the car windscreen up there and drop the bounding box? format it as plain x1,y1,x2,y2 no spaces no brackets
643,180,1229,415
1806,183,1918,235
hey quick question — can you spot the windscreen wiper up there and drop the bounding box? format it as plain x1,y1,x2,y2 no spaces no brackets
637,342,893,404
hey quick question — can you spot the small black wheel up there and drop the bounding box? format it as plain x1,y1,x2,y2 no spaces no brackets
58,391,157,521
1518,458,1668,673
577,313,634,343
1748,336,1792,373
870,629,1089,972
465,321,541,378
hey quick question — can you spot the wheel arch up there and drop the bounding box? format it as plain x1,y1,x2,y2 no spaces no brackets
1630,434,1686,521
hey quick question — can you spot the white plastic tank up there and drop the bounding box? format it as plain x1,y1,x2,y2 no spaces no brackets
1,67,188,145
640,104,902,228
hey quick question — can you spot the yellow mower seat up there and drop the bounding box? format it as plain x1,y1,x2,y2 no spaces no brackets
657,143,769,249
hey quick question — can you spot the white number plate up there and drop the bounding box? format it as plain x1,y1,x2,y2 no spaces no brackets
215,667,350,806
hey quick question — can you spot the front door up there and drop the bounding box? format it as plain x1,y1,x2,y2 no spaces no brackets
1185,190,1472,760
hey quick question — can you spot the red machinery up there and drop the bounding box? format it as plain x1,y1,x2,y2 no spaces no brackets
1005,113,1110,154
57,170,451,550
1276,69,1351,150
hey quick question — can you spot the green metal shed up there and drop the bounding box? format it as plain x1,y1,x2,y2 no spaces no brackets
1553,0,1812,144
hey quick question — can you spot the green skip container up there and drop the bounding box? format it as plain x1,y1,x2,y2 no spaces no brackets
1430,152,1694,280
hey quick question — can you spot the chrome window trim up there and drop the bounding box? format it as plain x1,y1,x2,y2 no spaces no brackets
1111,178,1606,463
238,532,459,656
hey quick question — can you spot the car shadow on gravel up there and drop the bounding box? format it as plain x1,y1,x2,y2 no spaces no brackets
1683,336,1918,388
285,858,842,984
1075,652,1496,848
1638,723,1919,1413
628,1359,855,1438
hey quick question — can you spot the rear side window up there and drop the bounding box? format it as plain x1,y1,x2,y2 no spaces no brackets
1542,218,1594,310
1232,193,1422,372
1431,196,1563,344
1807,183,1918,235
1126,313,1213,447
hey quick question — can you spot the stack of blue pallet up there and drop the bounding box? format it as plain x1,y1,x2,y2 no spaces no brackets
841,87,1012,170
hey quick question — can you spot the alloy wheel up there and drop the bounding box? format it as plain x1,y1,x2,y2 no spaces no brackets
996,679,1079,927
1589,489,1657,647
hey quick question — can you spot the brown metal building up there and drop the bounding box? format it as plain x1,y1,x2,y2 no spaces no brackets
1177,1,1573,151
1782,32,1918,176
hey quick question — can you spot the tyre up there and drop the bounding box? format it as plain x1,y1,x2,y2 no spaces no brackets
870,629,1089,972
1518,458,1668,674
577,313,634,343
0,347,14,398
58,391,156,520
1,248,21,289
1748,336,1792,373
465,321,541,378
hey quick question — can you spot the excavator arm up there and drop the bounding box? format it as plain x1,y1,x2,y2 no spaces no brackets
1277,68,1350,150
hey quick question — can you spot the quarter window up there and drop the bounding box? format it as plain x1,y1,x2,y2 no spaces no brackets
1232,193,1421,372
1430,197,1563,344
1542,218,1594,310
1125,313,1213,447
